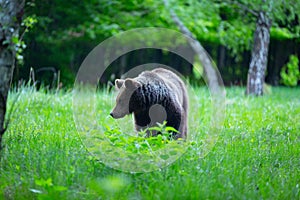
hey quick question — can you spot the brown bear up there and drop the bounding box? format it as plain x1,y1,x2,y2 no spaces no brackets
110,68,188,139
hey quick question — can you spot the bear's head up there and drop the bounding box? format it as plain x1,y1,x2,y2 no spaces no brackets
110,78,141,119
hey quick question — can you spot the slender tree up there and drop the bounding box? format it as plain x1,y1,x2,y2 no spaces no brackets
0,0,24,147
246,3,271,95
163,0,223,92
219,0,300,95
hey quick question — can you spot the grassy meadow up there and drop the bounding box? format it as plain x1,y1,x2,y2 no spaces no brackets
0,86,299,199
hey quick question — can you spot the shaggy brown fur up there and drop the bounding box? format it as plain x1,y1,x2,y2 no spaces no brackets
110,68,188,139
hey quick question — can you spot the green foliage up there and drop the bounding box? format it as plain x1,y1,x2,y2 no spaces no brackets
19,0,300,86
168,0,222,42
215,0,300,56
12,35,26,65
19,16,37,59
102,121,179,154
22,0,168,86
1,87,300,199
22,16,38,31
271,27,294,40
3,14,37,65
280,55,300,86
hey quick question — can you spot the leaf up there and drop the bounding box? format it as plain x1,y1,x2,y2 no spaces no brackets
148,126,161,131
11,36,19,44
165,126,179,133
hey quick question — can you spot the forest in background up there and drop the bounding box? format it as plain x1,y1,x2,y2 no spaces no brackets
15,0,300,87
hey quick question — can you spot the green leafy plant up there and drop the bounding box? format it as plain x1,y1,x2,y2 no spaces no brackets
10,15,37,65
102,121,179,154
280,55,300,86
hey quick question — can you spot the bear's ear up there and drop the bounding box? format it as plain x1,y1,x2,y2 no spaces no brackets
124,78,141,89
115,79,124,89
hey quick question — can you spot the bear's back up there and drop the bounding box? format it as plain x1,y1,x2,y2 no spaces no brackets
151,68,187,108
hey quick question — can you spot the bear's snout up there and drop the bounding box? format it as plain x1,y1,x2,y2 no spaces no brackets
110,111,119,118
110,109,126,119
110,112,114,118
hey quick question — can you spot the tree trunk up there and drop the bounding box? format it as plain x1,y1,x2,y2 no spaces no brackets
246,11,271,96
0,0,24,147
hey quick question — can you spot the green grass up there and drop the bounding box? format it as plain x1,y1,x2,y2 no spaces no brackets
0,86,299,199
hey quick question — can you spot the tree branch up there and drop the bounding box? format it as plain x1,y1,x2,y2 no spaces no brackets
225,0,258,17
